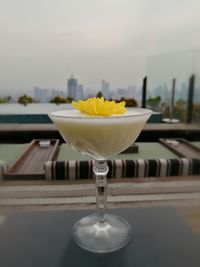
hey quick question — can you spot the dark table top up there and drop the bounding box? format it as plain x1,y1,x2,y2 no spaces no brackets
0,206,200,267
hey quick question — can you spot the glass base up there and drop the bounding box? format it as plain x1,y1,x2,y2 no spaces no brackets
73,213,132,253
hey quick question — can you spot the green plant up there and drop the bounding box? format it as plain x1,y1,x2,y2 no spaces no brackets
146,96,161,110
18,94,33,106
50,96,68,105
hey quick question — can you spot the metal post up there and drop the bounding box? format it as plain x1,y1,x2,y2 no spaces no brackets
142,76,147,108
186,74,195,123
170,78,176,121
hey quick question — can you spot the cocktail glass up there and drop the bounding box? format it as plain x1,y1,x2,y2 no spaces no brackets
49,108,152,253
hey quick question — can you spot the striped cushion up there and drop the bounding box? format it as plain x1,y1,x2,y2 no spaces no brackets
44,158,200,180
0,161,8,180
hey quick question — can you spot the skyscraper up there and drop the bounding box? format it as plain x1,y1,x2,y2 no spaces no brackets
76,84,84,100
34,86,51,102
67,75,78,100
101,80,109,99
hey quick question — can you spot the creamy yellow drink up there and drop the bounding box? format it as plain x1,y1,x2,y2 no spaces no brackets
50,98,152,253
50,108,151,159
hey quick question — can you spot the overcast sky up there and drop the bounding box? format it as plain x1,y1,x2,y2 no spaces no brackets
1,0,200,93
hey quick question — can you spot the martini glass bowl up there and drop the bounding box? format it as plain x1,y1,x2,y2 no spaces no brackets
50,107,152,253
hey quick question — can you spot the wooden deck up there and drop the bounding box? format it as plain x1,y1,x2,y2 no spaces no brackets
4,139,59,180
0,175,200,234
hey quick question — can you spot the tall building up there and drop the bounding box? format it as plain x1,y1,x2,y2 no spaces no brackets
128,85,137,99
117,88,129,99
76,84,84,100
101,80,109,99
67,75,78,100
51,89,65,99
34,86,51,102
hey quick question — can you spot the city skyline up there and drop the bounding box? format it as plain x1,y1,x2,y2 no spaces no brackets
1,71,200,104
31,75,200,104
33,75,141,103
1,1,200,93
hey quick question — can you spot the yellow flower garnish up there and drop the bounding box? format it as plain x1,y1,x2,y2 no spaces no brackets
72,97,126,116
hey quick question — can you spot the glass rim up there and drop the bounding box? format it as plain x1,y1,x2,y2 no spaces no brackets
49,107,152,120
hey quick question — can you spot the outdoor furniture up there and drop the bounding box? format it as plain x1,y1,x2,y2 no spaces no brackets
44,158,200,180
0,160,7,180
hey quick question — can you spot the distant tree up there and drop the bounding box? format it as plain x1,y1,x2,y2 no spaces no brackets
96,91,104,98
162,103,170,118
0,96,11,103
175,99,186,109
66,96,73,103
146,96,161,110
174,99,187,122
50,96,68,105
18,94,33,106
116,97,138,107
124,98,138,107
192,102,200,123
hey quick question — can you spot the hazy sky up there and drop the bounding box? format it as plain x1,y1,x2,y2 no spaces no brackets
1,0,200,93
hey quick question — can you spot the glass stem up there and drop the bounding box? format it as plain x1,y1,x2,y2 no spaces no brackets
93,160,109,223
